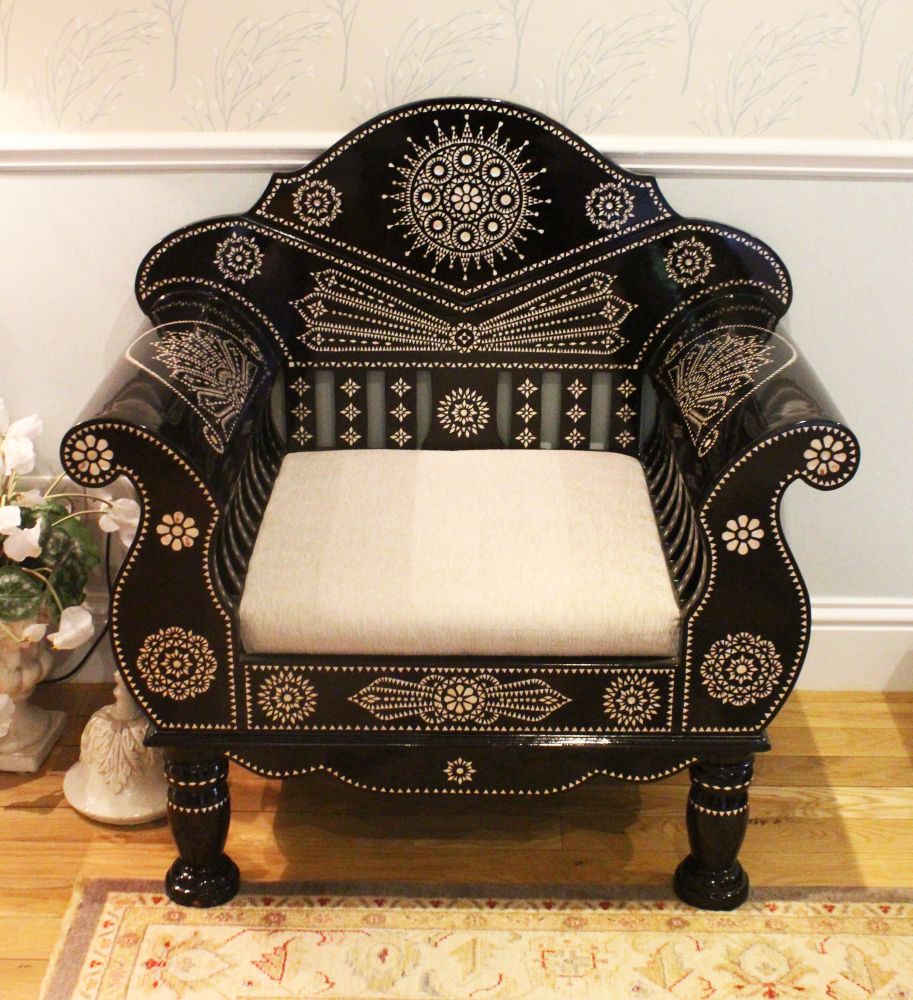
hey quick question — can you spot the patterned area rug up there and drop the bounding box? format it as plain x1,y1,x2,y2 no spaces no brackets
42,881,913,999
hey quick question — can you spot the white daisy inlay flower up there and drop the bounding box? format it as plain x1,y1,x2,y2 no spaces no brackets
721,515,765,555
804,434,848,479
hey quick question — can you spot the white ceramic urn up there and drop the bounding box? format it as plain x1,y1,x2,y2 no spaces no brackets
63,671,167,825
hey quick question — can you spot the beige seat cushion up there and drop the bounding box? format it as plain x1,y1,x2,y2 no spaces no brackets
239,449,680,657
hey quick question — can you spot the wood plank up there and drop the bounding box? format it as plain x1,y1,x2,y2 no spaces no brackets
765,725,913,757
9,804,913,879
790,691,913,704
3,687,913,985
754,755,913,787
0,916,62,960
561,784,913,820
0,959,48,1000
0,882,73,918
0,807,563,852
561,814,913,855
775,697,913,725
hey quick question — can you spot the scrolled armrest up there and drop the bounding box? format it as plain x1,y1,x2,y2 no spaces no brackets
58,298,282,732
64,297,278,506
649,302,858,504
647,301,859,734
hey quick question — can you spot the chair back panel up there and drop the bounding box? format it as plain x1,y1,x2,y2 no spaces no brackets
286,367,642,453
136,98,791,455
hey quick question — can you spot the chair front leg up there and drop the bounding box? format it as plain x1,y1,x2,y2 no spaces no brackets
164,750,239,907
673,754,753,910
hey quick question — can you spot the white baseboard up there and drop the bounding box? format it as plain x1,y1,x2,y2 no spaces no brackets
801,598,913,691
59,597,913,690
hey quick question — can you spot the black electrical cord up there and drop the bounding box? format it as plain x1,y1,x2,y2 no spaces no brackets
39,533,113,685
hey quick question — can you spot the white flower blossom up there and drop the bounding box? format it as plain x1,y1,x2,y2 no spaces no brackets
0,403,43,477
0,621,48,646
98,497,140,547
0,694,14,739
15,489,44,507
2,522,41,561
47,604,94,650
19,623,47,643
0,504,21,533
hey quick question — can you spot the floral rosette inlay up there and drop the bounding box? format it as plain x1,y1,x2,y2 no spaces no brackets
213,234,263,284
292,178,342,228
803,433,848,481
585,181,635,232
387,117,548,274
664,237,713,286
700,632,784,707
257,669,317,726
721,515,765,555
137,626,218,701
421,673,501,725
69,433,114,479
444,757,475,784
156,511,199,551
603,673,662,729
437,387,490,438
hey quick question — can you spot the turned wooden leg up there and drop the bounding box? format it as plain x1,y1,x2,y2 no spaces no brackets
164,750,239,907
673,754,753,911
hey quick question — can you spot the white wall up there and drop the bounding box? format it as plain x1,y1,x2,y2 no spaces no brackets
1,165,911,688
2,0,912,687
2,0,911,141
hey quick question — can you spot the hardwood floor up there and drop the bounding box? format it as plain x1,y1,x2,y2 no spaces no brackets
2,686,913,998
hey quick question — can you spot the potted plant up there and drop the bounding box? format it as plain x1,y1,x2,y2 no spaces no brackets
0,398,138,771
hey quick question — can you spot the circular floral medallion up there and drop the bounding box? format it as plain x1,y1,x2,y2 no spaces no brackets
292,178,342,228
664,237,713,286
213,234,263,284
803,433,848,481
437,387,490,438
257,668,318,726
387,118,547,275
156,511,200,551
444,757,475,784
69,432,114,480
721,514,765,555
137,626,218,700
700,632,784,707
603,673,662,730
421,673,498,725
585,181,635,232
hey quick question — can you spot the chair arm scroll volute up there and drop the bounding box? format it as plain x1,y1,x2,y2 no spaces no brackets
60,309,280,732
648,312,860,733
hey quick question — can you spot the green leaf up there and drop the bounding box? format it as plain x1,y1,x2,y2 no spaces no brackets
39,527,89,611
30,500,68,523
0,565,44,621
49,553,88,611
25,502,100,573
39,525,73,568
54,515,100,571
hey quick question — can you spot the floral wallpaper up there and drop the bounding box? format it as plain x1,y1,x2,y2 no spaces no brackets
0,0,910,140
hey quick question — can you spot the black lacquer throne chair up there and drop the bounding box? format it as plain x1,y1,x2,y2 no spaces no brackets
62,99,858,910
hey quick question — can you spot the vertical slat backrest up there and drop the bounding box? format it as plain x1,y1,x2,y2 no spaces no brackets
285,366,641,452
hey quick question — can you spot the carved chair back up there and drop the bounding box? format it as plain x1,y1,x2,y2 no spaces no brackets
135,99,790,461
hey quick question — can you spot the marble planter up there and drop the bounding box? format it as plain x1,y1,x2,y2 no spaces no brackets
0,622,65,772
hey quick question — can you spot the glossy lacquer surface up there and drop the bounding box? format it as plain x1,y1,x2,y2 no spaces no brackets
61,98,858,909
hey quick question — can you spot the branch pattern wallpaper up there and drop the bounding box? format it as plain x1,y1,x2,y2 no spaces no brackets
0,0,910,140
